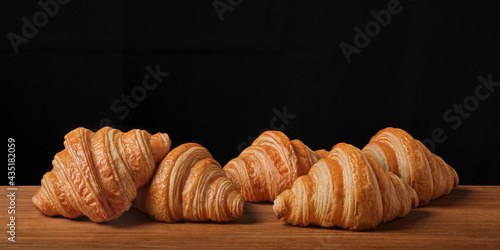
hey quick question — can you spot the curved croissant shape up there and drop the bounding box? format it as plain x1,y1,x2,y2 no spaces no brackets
134,143,244,223
32,127,171,222
224,130,328,203
362,127,459,206
274,143,418,230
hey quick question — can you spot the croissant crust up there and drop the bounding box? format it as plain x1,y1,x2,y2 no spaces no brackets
274,143,418,230
362,127,459,206
134,143,244,223
32,127,171,222
224,130,327,203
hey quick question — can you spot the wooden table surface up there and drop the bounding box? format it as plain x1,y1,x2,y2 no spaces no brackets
1,186,499,249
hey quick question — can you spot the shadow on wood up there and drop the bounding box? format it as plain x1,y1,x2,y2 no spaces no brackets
424,187,472,208
228,202,263,225
276,206,432,232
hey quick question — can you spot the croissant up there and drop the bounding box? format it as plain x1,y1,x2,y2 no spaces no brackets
362,127,459,206
223,130,328,203
32,127,171,222
134,143,244,223
274,143,418,230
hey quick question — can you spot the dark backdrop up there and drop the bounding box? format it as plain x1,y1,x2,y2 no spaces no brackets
2,0,499,186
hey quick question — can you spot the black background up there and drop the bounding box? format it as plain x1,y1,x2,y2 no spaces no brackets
2,0,499,186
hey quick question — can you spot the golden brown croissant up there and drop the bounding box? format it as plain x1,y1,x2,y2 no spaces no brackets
223,130,327,202
32,127,171,222
134,143,244,223
274,143,418,230
362,127,459,206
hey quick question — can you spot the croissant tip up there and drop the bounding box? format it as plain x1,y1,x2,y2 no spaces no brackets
273,197,286,220
229,194,245,220
32,195,43,214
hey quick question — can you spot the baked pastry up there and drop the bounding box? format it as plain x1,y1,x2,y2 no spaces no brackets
274,143,418,230
32,127,171,222
223,130,327,202
362,127,459,206
134,143,244,222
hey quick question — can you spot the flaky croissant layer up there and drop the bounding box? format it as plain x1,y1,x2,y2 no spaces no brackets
32,127,171,222
362,127,459,206
224,130,327,203
134,143,244,223
274,143,418,230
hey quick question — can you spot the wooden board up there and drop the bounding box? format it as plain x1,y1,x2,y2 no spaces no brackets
1,186,499,249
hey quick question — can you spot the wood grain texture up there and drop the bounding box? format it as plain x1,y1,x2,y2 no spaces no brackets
1,186,499,249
